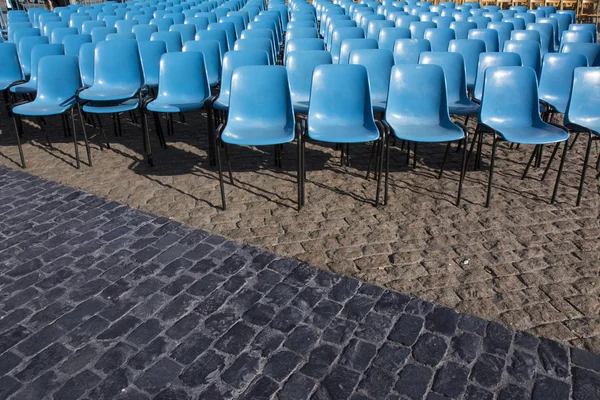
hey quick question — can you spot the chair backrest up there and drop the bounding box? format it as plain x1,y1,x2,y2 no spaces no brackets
92,40,143,95
18,36,48,76
395,14,419,28
36,55,81,104
448,38,486,89
488,21,514,50
226,65,294,137
165,12,185,24
393,38,431,64
560,30,593,46
565,67,600,132
550,12,571,38
182,40,222,87
366,19,394,39
186,16,210,31
78,42,95,87
339,38,378,64
0,43,24,89
233,37,275,64
560,42,600,66
420,51,469,107
511,29,541,43
284,37,325,63
503,17,525,31
386,64,452,128
151,31,183,52
526,22,554,55
538,53,587,113
499,10,516,19
479,66,542,128
13,28,41,47
132,24,158,42
537,17,559,49
155,52,210,105
377,27,411,51
133,14,153,24
170,23,196,42
220,15,244,37
50,27,78,45
195,11,218,23
432,16,455,29
449,20,477,39
217,49,269,108
138,40,167,87
106,32,136,41
150,17,175,32
331,26,365,63
569,23,598,44
208,21,236,50
409,21,436,39
423,27,455,51
115,19,139,34
288,20,316,29
286,27,319,41
81,20,105,34
468,15,490,29
467,28,498,51
43,21,69,38
308,64,376,133
349,48,394,106
196,28,229,55
29,43,64,87
326,19,356,49
91,27,117,43
503,39,541,77
514,12,535,25
474,53,522,103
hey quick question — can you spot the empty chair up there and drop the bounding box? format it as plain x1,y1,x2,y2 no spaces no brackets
165,12,185,24
451,11,470,22
510,5,528,13
338,38,378,64
91,27,117,43
383,64,467,205
560,42,600,66
393,38,430,64
133,14,153,24
360,13,385,32
50,27,78,45
409,21,436,39
287,20,316,29
0,43,25,96
306,64,385,206
450,21,477,39
286,50,332,114
220,15,244,38
560,30,593,46
483,12,502,22
43,21,69,38
138,40,167,88
366,19,395,39
208,21,236,51
499,9,517,19
234,38,275,64
12,55,90,169
424,27,455,51
395,14,419,28
133,24,158,41
287,27,319,40
103,15,122,29
326,19,356,49
196,29,229,55
8,22,34,43
473,51,522,102
419,51,479,117
432,16,455,29
196,11,218,24
186,16,210,31
81,20,106,34
182,40,222,87
331,26,365,63
216,66,298,209
448,38,486,90
527,23,554,55
284,37,325,63
550,13,571,39
70,15,92,33
115,19,139,34
241,28,277,55
151,31,183,52
488,21,513,50
511,29,541,43
568,24,598,44
11,44,64,95
349,48,394,113
18,36,48,77
468,16,490,29
468,28,498,51
150,17,175,32
504,39,541,76
170,23,195,42
476,66,569,207
538,53,587,117
514,12,535,25
378,27,411,51
503,17,525,31
537,17,559,51
78,42,95,87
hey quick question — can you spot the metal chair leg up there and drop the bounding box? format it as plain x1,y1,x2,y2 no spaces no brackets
375,135,385,207
485,134,499,208
569,131,580,150
140,103,153,167
439,142,451,179
384,135,391,206
541,142,561,181
297,127,303,210
70,111,81,169
466,125,479,168
551,139,569,204
412,142,417,168
215,138,226,210
366,141,377,179
73,107,91,167
522,144,538,180
12,114,25,168
457,134,469,206
576,132,593,206
224,143,233,184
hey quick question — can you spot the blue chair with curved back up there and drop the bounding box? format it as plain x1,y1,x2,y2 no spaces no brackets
409,21,436,39
511,29,541,44
133,24,158,41
18,36,48,78
77,40,153,166
70,15,92,33
488,21,514,50
286,50,332,115
560,42,600,66
12,55,90,169
382,64,468,205
538,53,587,120
527,22,555,56
338,38,378,64
170,23,196,43
145,52,211,150
473,52,522,103
448,39,486,90
286,27,319,40
62,33,91,57
432,16,455,29
476,66,569,207
504,39,542,77
468,16,490,29
305,64,385,207
208,21,237,50
106,33,136,41
215,65,299,210
515,12,535,25
499,10,517,19
284,38,325,63
91,27,117,43
234,37,275,64
331,26,364,63
396,14,419,28
115,19,139,34
467,28,498,51
138,40,167,89
449,20,477,39
393,38,431,64
11,44,64,96
151,31,183,52
537,17,560,51
182,40,222,88
326,19,356,50
186,16,209,31
367,19,395,39
504,17,525,31
560,30,593,46
424,27,455,51
81,20,106,35
78,42,95,88
378,27,411,51
150,17,175,32
568,23,597,43
419,51,479,118
196,29,229,56
349,48,394,114
12,28,41,48
0,43,25,114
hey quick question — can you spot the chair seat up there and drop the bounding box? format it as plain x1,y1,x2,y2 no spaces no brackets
146,98,207,113
13,101,72,116
213,96,228,111
10,81,36,94
82,98,139,114
565,122,600,136
493,124,568,145
308,125,380,143
449,99,480,115
221,126,295,146
0,79,18,91
389,122,464,143
542,96,567,114
79,86,139,102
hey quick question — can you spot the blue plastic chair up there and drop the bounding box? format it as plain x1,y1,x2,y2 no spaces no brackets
448,38,486,90
409,21,436,39
216,65,298,210
114,19,138,34
50,27,78,45
382,63,467,205
284,37,325,63
196,11,218,23
81,20,106,35
133,14,153,24
468,16,490,29
449,20,477,39
560,42,600,66
165,12,185,24
430,16,454,30
476,66,569,207
0,43,24,103
145,52,210,149
511,29,541,43
138,40,167,89
504,40,542,77
170,23,196,42
91,27,117,43
483,12,502,22
18,36,48,78
514,12,535,25
208,21,237,50
488,21,513,51
568,23,597,44
366,19,395,39
11,43,64,95
43,21,69,38
537,17,560,51
560,30,594,46
306,64,385,206
8,22,34,43
550,13,571,39
423,27,455,51
338,38,378,64
331,26,365,63
12,28,40,47
499,10,517,19
186,16,210,31
503,17,526,31
150,17,175,32
69,15,92,34
151,31,183,52
287,20,316,29
377,26,411,51
419,51,479,116
106,33,136,41
467,28,498,51
395,14,420,28
393,38,431,64
538,53,587,117
349,48,394,113
78,42,95,87
132,24,158,42
473,51,522,102
77,40,152,166
286,50,332,114
234,37,275,64
326,19,356,50
12,55,90,169
556,9,576,24
286,27,319,40
182,40,222,87
527,22,554,56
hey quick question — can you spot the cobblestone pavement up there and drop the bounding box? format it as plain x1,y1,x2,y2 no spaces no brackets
0,111,598,353
0,166,599,400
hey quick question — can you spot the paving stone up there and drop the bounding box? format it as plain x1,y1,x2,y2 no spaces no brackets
240,376,280,400
270,306,305,333
317,365,361,399
413,333,449,367
278,373,316,400
340,339,377,372
130,337,169,370
471,353,506,388
179,350,225,387
251,328,286,358
508,349,539,383
498,384,530,400
170,332,213,365
222,353,261,389
572,366,600,400
389,313,424,346
322,317,357,346
395,363,434,399
483,321,513,358
214,321,256,354
0,376,22,399
538,337,570,378
358,366,396,399
136,358,183,394
301,344,340,379
531,376,570,400
464,385,494,400
0,351,21,376
16,342,70,381
89,368,130,400
426,306,460,336
264,350,303,381
432,361,469,398
450,332,482,363
53,369,101,400
284,324,320,354
571,347,600,373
